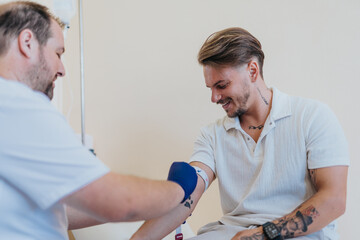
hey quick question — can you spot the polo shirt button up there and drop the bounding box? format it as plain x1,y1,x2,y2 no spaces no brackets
270,122,273,125
247,137,250,141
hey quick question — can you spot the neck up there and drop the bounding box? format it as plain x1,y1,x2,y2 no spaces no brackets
0,55,26,83
240,84,273,127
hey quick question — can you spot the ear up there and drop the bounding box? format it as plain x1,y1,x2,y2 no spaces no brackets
247,60,259,82
18,29,38,59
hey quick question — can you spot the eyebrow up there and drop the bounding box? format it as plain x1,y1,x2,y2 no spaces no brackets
206,80,227,88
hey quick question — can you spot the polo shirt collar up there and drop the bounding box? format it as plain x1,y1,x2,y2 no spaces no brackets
223,86,292,131
224,115,241,131
269,87,292,121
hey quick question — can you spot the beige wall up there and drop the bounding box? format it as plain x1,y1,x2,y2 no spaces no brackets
62,0,360,238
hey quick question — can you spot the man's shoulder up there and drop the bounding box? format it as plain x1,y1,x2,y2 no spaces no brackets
291,95,331,115
280,92,338,130
271,88,336,127
275,88,322,107
281,91,331,115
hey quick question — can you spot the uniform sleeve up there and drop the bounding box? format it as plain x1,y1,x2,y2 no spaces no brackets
189,126,216,174
305,103,350,169
0,96,110,210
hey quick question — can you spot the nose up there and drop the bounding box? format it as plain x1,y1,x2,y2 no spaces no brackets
211,89,221,103
57,60,66,78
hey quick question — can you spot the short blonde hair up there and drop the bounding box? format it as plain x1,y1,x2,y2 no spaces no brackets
198,27,265,78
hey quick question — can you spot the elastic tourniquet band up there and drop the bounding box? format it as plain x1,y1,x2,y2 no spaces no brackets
193,166,209,191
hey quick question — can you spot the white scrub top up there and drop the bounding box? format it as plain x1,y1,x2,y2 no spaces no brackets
0,77,110,240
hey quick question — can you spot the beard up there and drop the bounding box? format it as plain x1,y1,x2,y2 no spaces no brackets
218,95,249,118
228,93,249,118
26,49,55,100
223,88,250,118
233,107,247,118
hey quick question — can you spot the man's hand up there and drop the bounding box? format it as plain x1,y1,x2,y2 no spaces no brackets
231,227,265,240
167,162,198,202
131,162,214,240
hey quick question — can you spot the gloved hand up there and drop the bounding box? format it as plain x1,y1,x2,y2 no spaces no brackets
167,162,198,203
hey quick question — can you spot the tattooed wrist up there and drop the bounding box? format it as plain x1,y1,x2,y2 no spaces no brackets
240,232,265,240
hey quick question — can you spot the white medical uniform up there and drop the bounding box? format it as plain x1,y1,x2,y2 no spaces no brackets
0,78,110,240
189,87,349,240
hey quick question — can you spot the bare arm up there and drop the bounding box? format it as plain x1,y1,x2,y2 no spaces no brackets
67,205,104,230
232,166,348,240
275,166,348,238
130,162,215,240
64,171,186,228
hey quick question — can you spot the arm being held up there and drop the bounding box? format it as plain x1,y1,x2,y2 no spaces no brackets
167,162,199,203
131,162,215,240
65,162,198,229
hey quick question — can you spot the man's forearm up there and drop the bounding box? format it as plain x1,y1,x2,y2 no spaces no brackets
273,167,347,239
64,162,198,224
64,173,186,223
131,177,205,240
233,192,345,240
273,190,345,238
131,162,214,240
233,166,348,240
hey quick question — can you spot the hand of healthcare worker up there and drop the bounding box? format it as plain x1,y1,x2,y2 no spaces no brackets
167,162,198,203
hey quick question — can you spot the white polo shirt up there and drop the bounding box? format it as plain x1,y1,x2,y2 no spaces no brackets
190,87,349,238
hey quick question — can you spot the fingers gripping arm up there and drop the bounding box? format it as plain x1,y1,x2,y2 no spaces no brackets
131,162,215,240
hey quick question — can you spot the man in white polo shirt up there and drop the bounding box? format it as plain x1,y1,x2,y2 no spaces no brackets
131,28,349,240
0,2,197,240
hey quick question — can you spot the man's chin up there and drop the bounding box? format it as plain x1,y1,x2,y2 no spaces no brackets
226,109,245,118
226,112,238,118
44,87,54,100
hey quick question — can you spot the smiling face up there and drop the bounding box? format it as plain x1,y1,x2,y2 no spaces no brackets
204,64,252,118
27,19,65,99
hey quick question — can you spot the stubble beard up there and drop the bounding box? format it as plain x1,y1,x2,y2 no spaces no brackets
26,49,55,100
227,90,250,118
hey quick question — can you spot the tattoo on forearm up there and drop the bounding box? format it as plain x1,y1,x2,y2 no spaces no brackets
256,87,269,105
183,196,193,209
249,125,264,130
309,169,318,190
275,205,320,238
240,232,265,240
